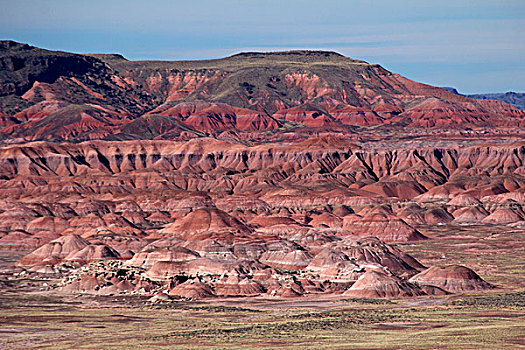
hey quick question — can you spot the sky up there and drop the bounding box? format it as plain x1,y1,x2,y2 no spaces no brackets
2,0,524,94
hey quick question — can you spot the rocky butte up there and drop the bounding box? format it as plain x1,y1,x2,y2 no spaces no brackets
0,40,523,300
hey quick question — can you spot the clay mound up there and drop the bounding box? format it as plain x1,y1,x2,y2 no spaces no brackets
144,260,186,280
331,205,354,217
307,248,352,271
249,215,299,228
148,293,173,303
25,217,70,234
397,204,453,225
481,208,523,224
340,237,424,275
492,191,525,203
231,240,268,260
6,104,125,142
98,279,136,295
329,105,385,126
68,213,105,228
160,208,250,236
234,109,282,132
17,234,90,266
395,204,426,225
181,238,236,260
296,278,324,293
409,265,494,293
119,249,135,259
0,212,38,231
13,101,70,123
317,264,363,283
452,206,489,223
168,279,215,299
360,181,425,200
166,195,215,211
145,257,247,280
267,279,305,297
423,208,454,224
65,244,121,264
214,275,266,296
419,284,450,296
448,194,482,206
215,196,270,212
309,213,343,228
93,235,146,255
151,101,280,133
129,246,200,269
259,249,312,270
139,237,184,250
287,230,339,248
59,276,103,293
397,97,516,128
0,230,31,250
273,106,338,128
255,223,307,235
343,271,425,298
414,185,455,203
307,248,362,283
143,212,171,225
343,213,426,241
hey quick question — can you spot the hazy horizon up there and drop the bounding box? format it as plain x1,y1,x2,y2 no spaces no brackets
2,0,524,94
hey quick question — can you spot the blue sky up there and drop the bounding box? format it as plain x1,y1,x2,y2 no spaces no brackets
2,0,524,93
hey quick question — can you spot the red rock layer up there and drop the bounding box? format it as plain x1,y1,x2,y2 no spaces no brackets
1,43,524,142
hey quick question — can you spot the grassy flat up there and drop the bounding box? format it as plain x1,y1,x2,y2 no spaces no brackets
0,291,523,349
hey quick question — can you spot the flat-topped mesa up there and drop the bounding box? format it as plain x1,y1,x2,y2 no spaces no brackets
227,50,368,64
86,53,128,61
1,40,522,141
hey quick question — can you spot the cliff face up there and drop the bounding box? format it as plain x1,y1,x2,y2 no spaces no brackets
0,138,523,181
1,138,523,239
0,41,523,142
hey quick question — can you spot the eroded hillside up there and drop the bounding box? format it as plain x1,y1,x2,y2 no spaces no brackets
0,41,523,300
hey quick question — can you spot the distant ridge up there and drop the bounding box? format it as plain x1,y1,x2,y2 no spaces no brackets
467,92,525,111
440,87,525,110
0,40,523,143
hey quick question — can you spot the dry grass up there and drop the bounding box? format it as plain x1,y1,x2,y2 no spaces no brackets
0,292,523,350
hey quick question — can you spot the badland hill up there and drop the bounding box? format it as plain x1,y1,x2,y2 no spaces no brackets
0,41,522,299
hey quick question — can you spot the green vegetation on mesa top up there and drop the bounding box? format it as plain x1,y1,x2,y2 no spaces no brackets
0,40,384,116
88,47,385,114
92,50,371,71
